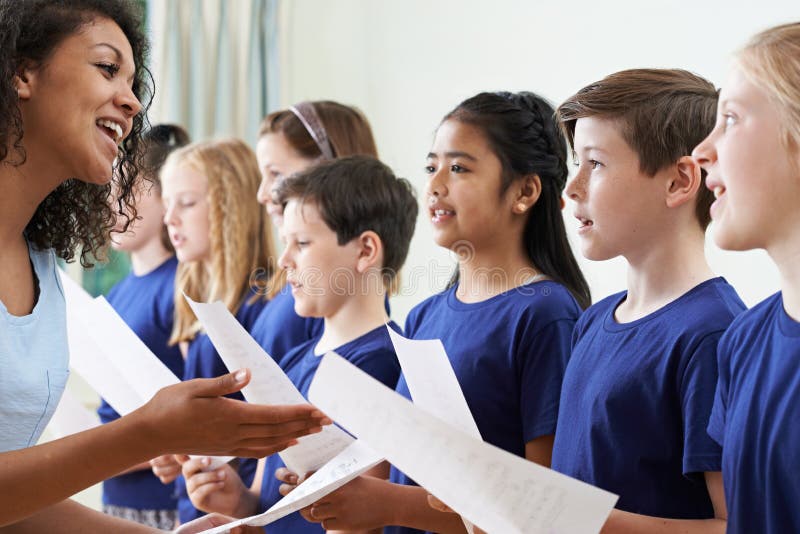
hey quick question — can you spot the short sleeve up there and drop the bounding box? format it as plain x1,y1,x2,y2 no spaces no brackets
707,332,732,447
349,349,401,390
518,318,575,442
679,333,724,476
570,313,586,351
403,305,423,340
239,298,267,331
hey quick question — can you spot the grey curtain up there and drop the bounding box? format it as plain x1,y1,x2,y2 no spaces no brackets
147,0,280,144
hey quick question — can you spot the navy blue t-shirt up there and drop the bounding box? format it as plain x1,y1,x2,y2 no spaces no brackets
250,285,391,364
387,280,580,534
100,256,184,511
258,323,402,534
552,277,744,519
177,294,267,524
708,292,800,533
249,286,322,364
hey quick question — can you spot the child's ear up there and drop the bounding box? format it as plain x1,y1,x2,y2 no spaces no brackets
355,230,383,274
665,156,702,209
511,174,542,214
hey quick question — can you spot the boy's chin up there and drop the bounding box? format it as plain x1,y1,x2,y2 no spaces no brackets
581,246,618,263
711,227,759,252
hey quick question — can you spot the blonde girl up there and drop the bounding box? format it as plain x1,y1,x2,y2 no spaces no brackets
155,138,277,525
693,21,800,534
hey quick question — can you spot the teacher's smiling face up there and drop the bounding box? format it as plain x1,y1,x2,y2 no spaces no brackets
15,16,142,185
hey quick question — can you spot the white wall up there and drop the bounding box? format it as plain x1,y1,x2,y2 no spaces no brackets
279,0,799,321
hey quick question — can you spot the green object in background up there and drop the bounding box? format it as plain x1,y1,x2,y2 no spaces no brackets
81,250,131,297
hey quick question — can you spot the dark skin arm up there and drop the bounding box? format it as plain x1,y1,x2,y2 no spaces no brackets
0,499,265,533
0,234,329,526
0,370,329,527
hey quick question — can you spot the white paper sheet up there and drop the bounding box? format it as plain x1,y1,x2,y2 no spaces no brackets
308,353,619,534
387,327,481,439
61,270,146,416
46,386,100,438
185,297,354,477
90,296,181,398
59,268,95,308
387,327,479,533
60,271,232,467
200,439,384,534
61,271,180,402
200,327,487,533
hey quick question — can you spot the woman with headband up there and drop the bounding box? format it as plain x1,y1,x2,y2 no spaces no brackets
249,101,379,362
178,101,384,531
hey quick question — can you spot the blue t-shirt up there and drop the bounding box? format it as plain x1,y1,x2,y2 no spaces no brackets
387,280,580,534
250,285,390,364
177,294,267,524
707,292,800,533
249,286,322,364
99,256,184,510
551,277,744,519
0,244,69,452
258,322,402,534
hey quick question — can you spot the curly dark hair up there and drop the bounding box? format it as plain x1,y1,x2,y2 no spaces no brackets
0,0,153,266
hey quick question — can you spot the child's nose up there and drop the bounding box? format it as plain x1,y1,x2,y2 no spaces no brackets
277,246,292,270
163,205,178,226
565,174,584,201
692,134,718,170
426,169,447,198
256,177,271,205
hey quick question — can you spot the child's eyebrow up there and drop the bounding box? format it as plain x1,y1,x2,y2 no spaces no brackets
579,145,608,155
427,151,478,161
719,97,741,109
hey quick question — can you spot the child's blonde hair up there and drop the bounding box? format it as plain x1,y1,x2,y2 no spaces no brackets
164,138,277,344
738,22,800,152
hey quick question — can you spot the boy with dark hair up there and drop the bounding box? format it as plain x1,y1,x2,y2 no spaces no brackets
179,155,418,534
552,69,745,532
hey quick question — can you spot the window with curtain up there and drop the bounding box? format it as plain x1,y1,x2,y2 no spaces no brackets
146,0,280,145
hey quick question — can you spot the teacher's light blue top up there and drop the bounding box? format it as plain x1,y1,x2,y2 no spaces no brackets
0,243,69,452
